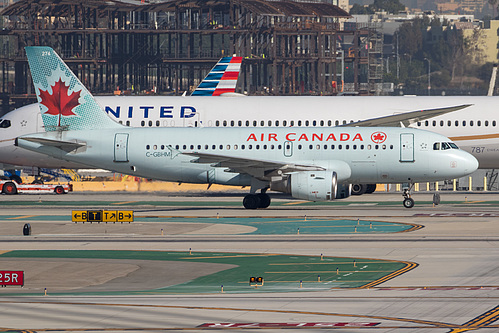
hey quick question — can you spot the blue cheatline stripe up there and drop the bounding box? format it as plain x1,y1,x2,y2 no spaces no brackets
219,57,232,63
213,64,228,71
191,90,214,96
198,82,219,89
205,73,224,80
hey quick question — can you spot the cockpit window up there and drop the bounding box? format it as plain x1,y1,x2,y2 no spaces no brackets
434,142,459,151
0,119,11,128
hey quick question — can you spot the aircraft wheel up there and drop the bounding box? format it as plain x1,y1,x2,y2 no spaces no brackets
257,193,271,208
54,186,65,195
366,184,377,194
351,184,366,195
2,182,17,195
243,194,261,209
403,198,415,209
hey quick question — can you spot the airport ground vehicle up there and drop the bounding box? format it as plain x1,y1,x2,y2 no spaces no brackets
0,179,72,195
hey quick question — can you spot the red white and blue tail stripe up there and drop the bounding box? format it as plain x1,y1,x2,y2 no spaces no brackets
192,56,242,96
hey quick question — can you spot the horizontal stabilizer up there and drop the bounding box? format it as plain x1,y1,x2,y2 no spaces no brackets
342,104,472,127
18,136,85,152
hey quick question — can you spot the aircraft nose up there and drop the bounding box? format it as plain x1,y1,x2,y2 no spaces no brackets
459,151,479,176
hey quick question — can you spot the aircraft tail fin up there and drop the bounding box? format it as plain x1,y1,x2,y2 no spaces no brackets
25,46,121,132
191,56,242,96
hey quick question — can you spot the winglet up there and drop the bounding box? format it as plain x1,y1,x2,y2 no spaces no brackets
25,46,121,132
191,56,242,96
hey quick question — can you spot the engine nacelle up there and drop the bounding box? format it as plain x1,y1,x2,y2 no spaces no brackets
271,171,338,201
336,183,351,199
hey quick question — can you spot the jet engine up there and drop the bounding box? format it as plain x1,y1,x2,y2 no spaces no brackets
270,170,338,201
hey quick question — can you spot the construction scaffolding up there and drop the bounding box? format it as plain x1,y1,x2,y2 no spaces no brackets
0,0,383,114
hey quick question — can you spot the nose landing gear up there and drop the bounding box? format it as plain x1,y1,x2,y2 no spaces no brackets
402,184,415,208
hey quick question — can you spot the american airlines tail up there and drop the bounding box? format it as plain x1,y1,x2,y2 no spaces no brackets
191,56,242,96
25,46,121,132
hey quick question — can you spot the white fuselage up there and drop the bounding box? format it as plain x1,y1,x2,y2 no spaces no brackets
17,127,478,186
1,95,498,169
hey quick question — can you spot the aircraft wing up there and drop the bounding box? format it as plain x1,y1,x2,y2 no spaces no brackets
184,152,324,178
341,104,472,127
17,137,85,152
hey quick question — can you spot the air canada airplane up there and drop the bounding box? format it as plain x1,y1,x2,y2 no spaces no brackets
14,47,478,208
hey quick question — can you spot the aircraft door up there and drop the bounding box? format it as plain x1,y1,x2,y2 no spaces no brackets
114,133,129,162
400,133,414,162
283,141,293,157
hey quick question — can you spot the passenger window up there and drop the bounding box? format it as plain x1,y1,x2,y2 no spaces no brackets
375,145,379,150
227,145,230,150
246,121,249,126
248,145,252,150
309,144,313,150
234,145,238,150
478,120,481,126
331,145,335,149
346,145,350,150
276,120,279,127
335,120,339,126
439,120,443,126
190,145,194,150
238,120,242,127
271,145,275,149
278,145,282,149
253,121,257,126
230,121,234,127
183,145,187,150
328,120,332,126
146,145,150,150
338,145,342,150
149,121,153,127
305,120,309,126
447,120,451,126
283,120,287,127
455,120,459,127
223,120,227,127
470,121,474,126
382,144,386,150
462,120,466,126
432,120,436,126
260,121,264,126
216,120,220,127
485,121,489,126
126,120,130,126
263,144,267,149
320,120,324,126
324,144,328,150
361,145,364,149
425,121,429,126
161,145,165,150
204,145,208,149
367,145,371,150
494,121,497,126
141,120,145,127
268,120,272,126
433,142,440,150
156,120,160,127
316,144,320,150
153,145,157,150
175,145,179,149
417,122,421,126
212,145,216,150
242,145,245,149
290,120,294,126
313,120,317,126
298,121,302,126
353,145,357,150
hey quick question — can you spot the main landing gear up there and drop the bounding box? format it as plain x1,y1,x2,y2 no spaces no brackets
402,184,415,209
243,190,271,209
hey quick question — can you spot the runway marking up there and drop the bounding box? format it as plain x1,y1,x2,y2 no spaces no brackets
282,201,309,205
447,304,499,332
0,300,457,329
360,261,418,289
112,201,137,205
6,215,37,220
180,254,281,260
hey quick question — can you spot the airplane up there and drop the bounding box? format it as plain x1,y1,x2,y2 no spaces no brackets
14,46,478,209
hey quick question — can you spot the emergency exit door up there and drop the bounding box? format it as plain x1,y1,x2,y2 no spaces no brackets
114,133,129,162
400,133,414,162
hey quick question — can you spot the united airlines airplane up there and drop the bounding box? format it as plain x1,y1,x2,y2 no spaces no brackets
14,47,478,209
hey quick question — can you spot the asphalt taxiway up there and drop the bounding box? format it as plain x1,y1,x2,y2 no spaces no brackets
1,191,499,332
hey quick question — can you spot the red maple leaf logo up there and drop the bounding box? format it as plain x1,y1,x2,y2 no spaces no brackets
371,131,387,144
39,78,81,127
